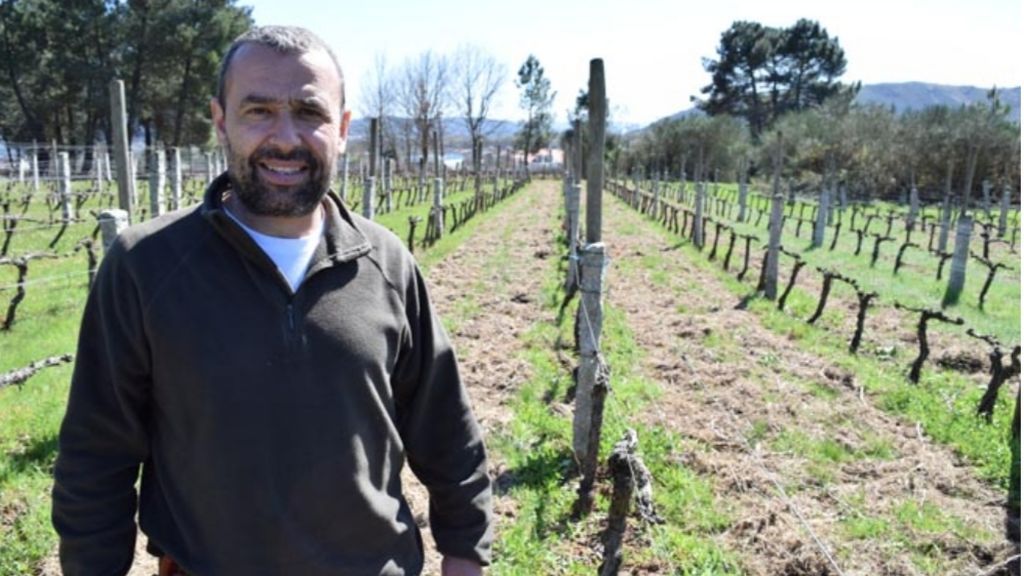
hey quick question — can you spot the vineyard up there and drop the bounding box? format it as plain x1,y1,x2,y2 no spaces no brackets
1,136,1020,574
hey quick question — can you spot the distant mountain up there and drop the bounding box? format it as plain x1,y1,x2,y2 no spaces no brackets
856,82,1020,122
348,116,519,147
638,82,1021,134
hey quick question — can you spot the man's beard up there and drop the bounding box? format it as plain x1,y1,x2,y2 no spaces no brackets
226,143,333,217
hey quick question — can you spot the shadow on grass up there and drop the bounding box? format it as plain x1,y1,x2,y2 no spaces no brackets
1,432,58,486
493,446,579,539
734,290,762,310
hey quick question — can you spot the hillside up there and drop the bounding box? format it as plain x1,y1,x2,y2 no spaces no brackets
644,82,1021,131
857,82,1020,122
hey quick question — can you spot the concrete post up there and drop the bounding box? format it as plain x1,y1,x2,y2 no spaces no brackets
693,182,705,248
565,183,582,293
813,184,830,247
764,193,784,299
340,153,349,202
170,148,182,211
149,149,166,218
363,176,376,220
385,159,393,213
907,185,920,231
31,149,40,193
98,209,129,253
737,159,749,222
432,177,444,237
58,152,74,222
998,183,1011,238
110,79,135,221
943,213,973,305
573,242,606,463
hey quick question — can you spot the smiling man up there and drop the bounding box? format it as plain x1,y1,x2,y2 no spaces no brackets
52,26,492,576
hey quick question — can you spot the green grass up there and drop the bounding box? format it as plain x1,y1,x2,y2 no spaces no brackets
641,180,1020,345
608,185,1017,492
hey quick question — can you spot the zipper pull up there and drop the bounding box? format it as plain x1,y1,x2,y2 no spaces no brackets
287,303,295,330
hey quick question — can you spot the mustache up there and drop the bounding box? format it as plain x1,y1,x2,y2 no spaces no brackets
250,146,319,166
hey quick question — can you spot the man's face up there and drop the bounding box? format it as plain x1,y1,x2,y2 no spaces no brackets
211,43,350,217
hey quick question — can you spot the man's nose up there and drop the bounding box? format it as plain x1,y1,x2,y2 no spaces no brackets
268,113,302,150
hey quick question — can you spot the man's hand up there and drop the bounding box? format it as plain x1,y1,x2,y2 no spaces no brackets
441,556,483,576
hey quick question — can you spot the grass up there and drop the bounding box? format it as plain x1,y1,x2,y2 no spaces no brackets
645,180,1020,345
608,184,1018,492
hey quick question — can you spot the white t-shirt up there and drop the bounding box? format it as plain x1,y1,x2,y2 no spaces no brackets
225,207,323,293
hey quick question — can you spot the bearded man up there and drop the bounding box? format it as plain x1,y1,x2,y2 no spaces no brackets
52,25,492,576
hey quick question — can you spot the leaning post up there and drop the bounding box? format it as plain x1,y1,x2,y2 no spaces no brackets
58,152,74,223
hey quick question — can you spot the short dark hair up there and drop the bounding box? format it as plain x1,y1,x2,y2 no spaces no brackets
216,25,345,112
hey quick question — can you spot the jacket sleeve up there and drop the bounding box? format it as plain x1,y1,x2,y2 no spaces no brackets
52,238,152,576
391,257,493,566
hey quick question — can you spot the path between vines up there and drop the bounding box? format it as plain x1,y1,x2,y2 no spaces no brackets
42,180,1013,574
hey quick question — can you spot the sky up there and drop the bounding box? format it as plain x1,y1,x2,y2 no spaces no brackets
245,0,1022,130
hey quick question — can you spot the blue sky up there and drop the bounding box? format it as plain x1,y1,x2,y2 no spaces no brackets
245,0,1021,129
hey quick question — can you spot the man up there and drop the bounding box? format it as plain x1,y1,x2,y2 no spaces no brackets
52,26,492,576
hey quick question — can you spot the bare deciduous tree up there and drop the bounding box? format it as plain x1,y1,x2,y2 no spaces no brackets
358,53,398,169
451,45,506,173
396,51,449,177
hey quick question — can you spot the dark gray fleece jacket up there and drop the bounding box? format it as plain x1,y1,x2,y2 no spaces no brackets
52,174,492,575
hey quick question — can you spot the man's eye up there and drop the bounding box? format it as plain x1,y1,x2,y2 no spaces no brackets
299,108,327,120
246,107,271,117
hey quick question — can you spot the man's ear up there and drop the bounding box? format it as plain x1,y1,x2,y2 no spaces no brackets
338,110,352,154
211,97,227,146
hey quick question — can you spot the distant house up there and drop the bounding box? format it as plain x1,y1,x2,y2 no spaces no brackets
524,148,564,172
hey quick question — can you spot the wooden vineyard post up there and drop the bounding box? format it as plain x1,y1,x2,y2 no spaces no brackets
585,59,605,245
942,213,973,306
109,80,135,222
574,59,608,517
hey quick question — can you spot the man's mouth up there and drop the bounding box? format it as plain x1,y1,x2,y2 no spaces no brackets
256,159,309,185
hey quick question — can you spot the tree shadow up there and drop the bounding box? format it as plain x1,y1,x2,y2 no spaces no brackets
493,446,577,539
734,290,762,310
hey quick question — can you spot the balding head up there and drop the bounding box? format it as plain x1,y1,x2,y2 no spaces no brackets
217,25,345,114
